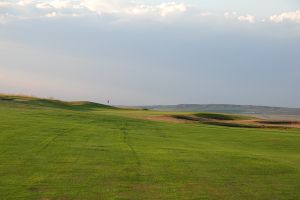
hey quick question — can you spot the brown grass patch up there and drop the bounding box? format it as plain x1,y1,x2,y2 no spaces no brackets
143,114,300,129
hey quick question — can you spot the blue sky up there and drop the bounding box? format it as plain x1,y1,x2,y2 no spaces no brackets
0,0,300,106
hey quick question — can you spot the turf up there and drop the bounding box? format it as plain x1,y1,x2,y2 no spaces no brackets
0,98,300,200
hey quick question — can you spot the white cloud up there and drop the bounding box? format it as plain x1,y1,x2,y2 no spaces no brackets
80,0,130,14
225,12,256,23
80,0,187,17
17,0,34,6
0,2,13,8
224,11,237,19
35,3,50,9
45,12,57,18
36,0,80,10
0,0,189,22
2,0,299,25
46,1,72,9
0,0,276,25
0,15,6,24
238,15,256,23
0,13,15,24
270,10,300,23
157,2,187,17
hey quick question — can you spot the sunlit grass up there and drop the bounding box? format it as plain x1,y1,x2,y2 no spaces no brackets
0,96,299,199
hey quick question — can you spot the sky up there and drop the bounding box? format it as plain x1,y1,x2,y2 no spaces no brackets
0,0,300,107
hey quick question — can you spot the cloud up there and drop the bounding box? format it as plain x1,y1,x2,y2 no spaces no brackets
36,1,74,9
80,0,137,15
17,0,34,6
0,15,6,24
5,0,300,25
45,11,57,18
238,15,256,23
224,11,237,19
224,12,256,23
0,2,13,8
270,10,300,23
0,13,17,24
0,0,188,21
80,0,187,17
157,2,187,17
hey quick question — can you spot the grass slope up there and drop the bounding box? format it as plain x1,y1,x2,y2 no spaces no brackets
0,94,116,111
0,97,300,200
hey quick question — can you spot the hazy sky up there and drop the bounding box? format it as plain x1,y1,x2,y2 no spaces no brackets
0,0,300,107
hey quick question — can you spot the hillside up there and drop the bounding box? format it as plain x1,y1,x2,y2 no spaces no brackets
143,104,300,115
0,96,300,199
0,94,117,111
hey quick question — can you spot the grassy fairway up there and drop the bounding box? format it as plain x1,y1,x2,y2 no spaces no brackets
0,99,300,200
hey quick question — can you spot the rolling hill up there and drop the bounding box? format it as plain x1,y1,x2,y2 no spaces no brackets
0,94,116,111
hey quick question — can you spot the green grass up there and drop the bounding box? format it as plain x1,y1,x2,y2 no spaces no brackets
0,97,300,200
0,94,116,111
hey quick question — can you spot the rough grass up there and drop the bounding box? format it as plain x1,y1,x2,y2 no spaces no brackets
258,120,300,125
173,113,259,128
0,98,300,200
195,113,253,120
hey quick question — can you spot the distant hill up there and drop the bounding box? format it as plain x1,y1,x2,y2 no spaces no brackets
142,104,300,115
0,94,117,111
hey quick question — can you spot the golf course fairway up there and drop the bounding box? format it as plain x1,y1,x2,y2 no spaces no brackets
0,97,299,200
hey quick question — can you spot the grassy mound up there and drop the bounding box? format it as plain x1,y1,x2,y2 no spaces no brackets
173,113,259,128
0,94,117,111
195,112,252,120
